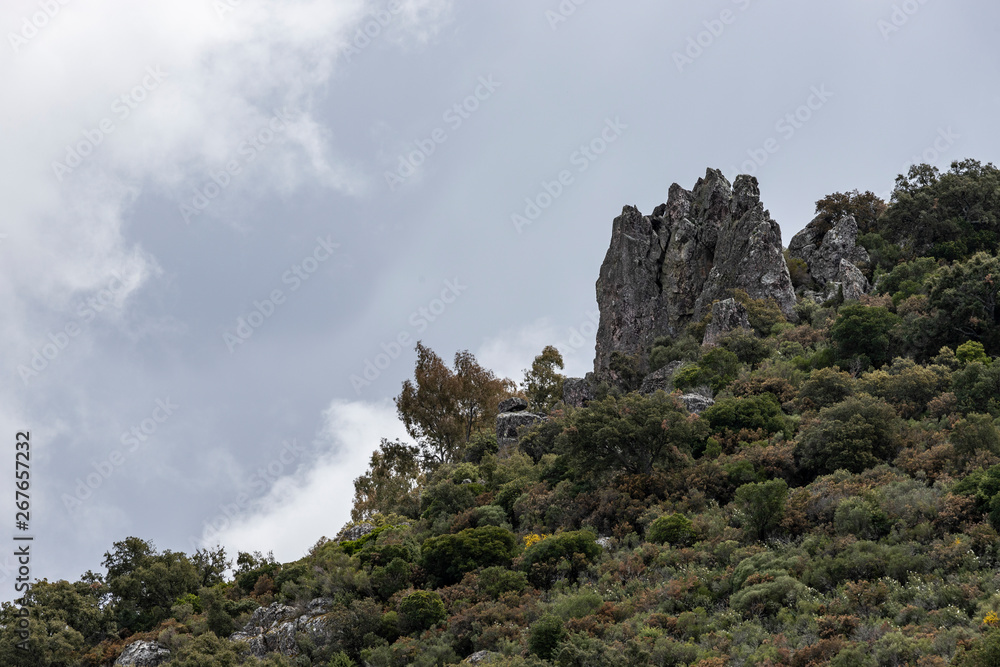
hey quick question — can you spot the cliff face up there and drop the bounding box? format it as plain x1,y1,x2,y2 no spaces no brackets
788,213,871,301
594,169,797,377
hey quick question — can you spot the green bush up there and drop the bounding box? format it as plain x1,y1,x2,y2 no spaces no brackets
702,393,790,440
528,614,565,659
794,395,903,476
733,479,788,541
833,497,889,539
397,590,446,634
520,530,601,588
476,566,529,598
420,526,517,586
647,513,695,546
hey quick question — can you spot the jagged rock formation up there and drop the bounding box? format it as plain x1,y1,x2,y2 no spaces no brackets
114,641,170,666
638,361,686,395
562,376,595,407
680,393,714,415
496,398,545,453
702,298,751,347
335,522,374,542
594,169,796,378
788,214,871,301
230,599,335,658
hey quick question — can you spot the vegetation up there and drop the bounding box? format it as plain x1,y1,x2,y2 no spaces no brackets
10,159,1000,665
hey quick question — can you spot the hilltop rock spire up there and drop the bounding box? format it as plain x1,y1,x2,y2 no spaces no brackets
593,169,797,379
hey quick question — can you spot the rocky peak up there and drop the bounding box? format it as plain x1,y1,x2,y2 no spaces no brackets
594,169,796,380
788,213,871,300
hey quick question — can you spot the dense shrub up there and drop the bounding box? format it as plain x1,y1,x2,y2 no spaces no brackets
397,591,446,634
795,396,903,476
647,513,695,546
519,530,601,587
420,526,517,586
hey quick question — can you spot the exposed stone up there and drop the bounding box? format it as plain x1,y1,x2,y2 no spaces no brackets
115,641,171,666
562,376,595,408
702,298,751,347
638,361,686,395
496,411,545,452
231,599,335,660
335,522,375,543
788,214,871,297
596,536,614,550
498,397,528,413
680,393,715,415
838,258,869,301
595,169,796,380
465,650,501,664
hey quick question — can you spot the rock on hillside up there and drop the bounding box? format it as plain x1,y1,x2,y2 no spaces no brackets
788,213,871,300
594,169,796,378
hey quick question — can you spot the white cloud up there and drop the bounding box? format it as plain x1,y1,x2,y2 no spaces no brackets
476,310,600,383
201,399,410,562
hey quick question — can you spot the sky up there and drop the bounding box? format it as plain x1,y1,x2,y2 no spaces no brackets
1,0,998,593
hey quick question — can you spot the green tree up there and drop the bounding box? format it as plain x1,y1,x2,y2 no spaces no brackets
795,396,903,476
397,591,446,634
102,537,200,633
191,546,230,588
958,340,992,366
701,394,790,440
395,343,514,466
926,252,1000,353
647,513,695,545
560,392,708,476
734,479,788,541
830,303,901,368
522,345,565,413
528,614,565,660
351,438,422,521
420,526,517,586
815,189,887,235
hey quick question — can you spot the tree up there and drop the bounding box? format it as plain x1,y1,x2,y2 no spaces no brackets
560,391,708,476
815,189,887,235
927,252,1000,354
830,303,901,369
351,438,421,521
191,546,231,588
395,343,514,466
734,479,788,541
420,526,517,586
102,537,200,632
397,591,446,634
795,396,903,476
529,614,565,660
521,345,565,413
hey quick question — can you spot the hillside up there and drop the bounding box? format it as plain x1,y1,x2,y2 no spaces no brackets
7,160,1000,666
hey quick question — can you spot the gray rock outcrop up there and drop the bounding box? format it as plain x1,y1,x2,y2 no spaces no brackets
496,398,546,453
335,522,374,542
788,214,870,299
115,641,170,666
680,393,715,415
465,650,501,664
562,376,595,408
230,600,335,659
638,361,686,395
594,169,796,380
702,298,751,347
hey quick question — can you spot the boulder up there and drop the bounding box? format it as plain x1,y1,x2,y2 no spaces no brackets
562,376,595,407
788,214,871,298
638,361,686,395
680,393,715,415
498,397,529,413
115,641,170,666
465,650,501,664
702,298,751,347
496,411,545,452
595,169,796,380
230,599,335,660
335,522,375,543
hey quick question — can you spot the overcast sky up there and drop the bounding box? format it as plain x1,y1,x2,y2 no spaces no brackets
1,0,997,592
